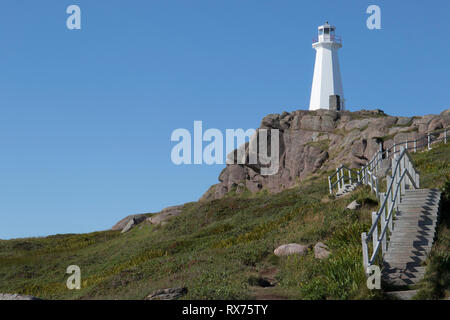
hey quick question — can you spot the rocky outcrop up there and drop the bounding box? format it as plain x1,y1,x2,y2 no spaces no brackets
201,108,450,200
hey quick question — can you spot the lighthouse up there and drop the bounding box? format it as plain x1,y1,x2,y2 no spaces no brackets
309,22,344,111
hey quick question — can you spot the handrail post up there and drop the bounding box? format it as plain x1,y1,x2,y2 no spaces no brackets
373,176,378,198
328,176,332,194
416,172,420,188
380,216,387,254
371,212,378,255
427,133,431,150
370,172,374,192
348,168,352,184
336,168,341,191
401,170,405,194
361,233,369,273
408,161,413,189
380,192,387,255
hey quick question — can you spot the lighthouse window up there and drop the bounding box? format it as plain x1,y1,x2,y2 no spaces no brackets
319,29,323,35
324,28,330,34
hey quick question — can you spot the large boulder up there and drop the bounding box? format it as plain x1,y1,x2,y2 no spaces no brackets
274,243,310,257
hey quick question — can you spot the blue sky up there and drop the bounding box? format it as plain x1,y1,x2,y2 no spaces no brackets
0,1,449,239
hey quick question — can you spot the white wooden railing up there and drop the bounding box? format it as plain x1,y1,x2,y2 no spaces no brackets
361,147,420,272
328,126,448,196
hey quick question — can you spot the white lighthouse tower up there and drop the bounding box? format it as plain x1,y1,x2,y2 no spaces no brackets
309,22,344,111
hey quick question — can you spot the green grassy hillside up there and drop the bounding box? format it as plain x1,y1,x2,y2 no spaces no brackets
0,142,448,300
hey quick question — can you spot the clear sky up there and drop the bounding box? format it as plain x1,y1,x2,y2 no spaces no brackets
0,1,449,239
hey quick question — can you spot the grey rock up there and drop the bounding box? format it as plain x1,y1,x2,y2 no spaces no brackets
146,205,184,226
376,159,392,178
274,243,310,257
121,218,136,233
145,287,188,300
396,117,413,126
386,290,418,300
345,119,370,131
261,114,280,129
112,214,147,231
346,200,361,210
314,242,331,259
0,293,41,300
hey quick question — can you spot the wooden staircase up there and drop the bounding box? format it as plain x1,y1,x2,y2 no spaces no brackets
382,188,441,288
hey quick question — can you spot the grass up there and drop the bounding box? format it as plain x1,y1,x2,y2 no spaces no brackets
0,143,448,300
410,142,450,299
0,173,380,300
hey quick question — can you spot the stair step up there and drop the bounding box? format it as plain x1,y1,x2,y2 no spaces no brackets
389,235,434,241
386,248,430,254
395,216,439,220
386,246,433,251
404,189,439,193
398,202,439,206
384,259,426,264
394,221,437,225
401,194,440,198
384,256,427,261
389,232,434,237
393,225,436,229
395,212,439,215
399,200,439,204
383,277,422,285
397,206,439,210
386,290,419,300
397,205,439,209
383,269,425,276
388,240,434,245
383,270,425,277
383,264,425,271
388,241,433,246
